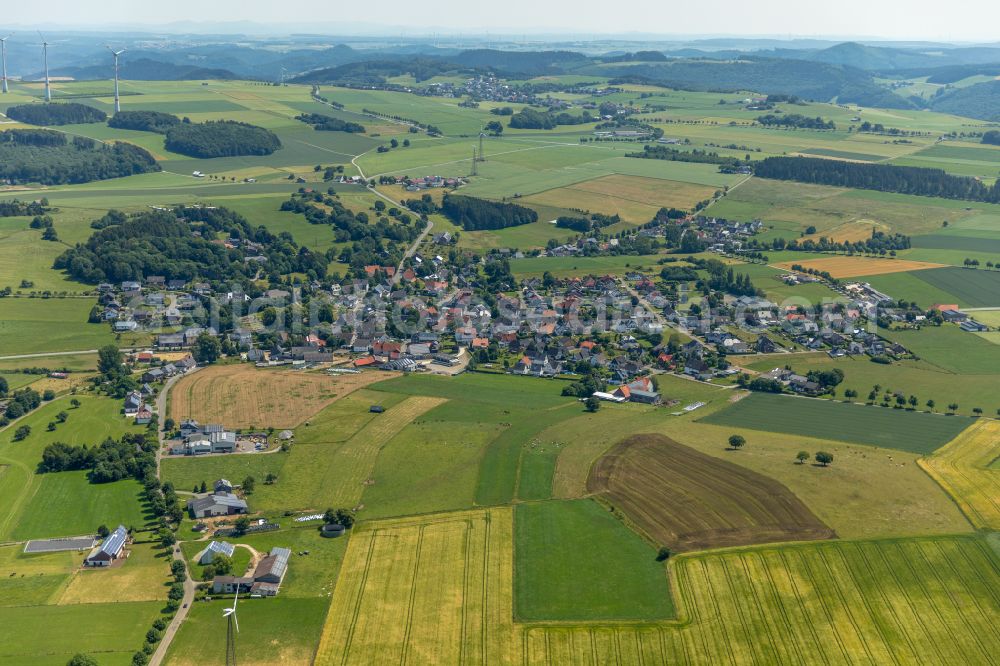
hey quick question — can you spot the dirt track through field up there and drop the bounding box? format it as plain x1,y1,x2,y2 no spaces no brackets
587,434,835,551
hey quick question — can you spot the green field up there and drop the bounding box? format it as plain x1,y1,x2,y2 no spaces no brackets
514,499,674,621
699,392,971,454
0,396,147,541
879,323,1000,375
0,298,146,355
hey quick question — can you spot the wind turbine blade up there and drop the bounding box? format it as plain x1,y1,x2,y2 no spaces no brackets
233,611,239,633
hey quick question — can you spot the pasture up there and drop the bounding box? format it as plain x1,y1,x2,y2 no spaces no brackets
699,392,971,454
587,434,835,551
168,364,394,428
514,499,674,621
0,298,145,355
919,419,1000,530
879,324,1000,375
908,267,1000,308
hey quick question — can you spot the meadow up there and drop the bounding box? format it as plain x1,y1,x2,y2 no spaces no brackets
700,392,971,454
0,298,145,355
878,324,1000,375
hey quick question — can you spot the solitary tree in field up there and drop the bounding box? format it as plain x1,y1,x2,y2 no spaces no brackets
973,407,983,416
242,476,256,495
908,395,918,409
70,398,81,408
815,451,834,467
728,434,746,450
926,399,935,412
67,654,99,666
584,396,600,413
656,547,672,562
796,451,810,465
948,403,959,414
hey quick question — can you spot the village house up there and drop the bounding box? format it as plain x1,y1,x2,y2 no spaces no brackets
187,492,248,518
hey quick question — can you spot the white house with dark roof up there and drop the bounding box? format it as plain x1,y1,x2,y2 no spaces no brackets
84,525,129,567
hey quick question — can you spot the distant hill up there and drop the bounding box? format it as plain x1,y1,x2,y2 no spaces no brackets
590,57,917,109
36,58,238,81
928,80,1000,121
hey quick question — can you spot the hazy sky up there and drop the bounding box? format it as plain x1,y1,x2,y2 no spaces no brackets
6,0,1000,42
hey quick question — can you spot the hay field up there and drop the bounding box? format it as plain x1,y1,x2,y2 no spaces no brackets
773,256,946,278
919,420,1000,529
314,508,520,665
587,434,835,551
168,365,393,428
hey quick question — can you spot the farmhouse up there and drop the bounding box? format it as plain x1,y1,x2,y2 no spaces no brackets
187,492,248,518
83,525,129,567
212,546,291,597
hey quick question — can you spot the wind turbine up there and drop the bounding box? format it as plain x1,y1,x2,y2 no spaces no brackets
222,586,240,666
106,46,126,113
0,34,11,94
38,32,50,102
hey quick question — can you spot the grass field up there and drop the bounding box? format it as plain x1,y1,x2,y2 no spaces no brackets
879,324,1000,375
165,597,330,666
919,419,1000,530
907,267,1000,308
169,364,393,429
773,256,945,278
56,541,170,604
514,499,673,621
0,395,147,541
0,600,165,665
587,434,835,551
700,392,971,454
0,298,145,355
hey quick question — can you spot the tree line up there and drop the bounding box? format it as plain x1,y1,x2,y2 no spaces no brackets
555,213,620,233
108,110,180,134
296,113,366,133
753,156,1000,203
983,130,1000,146
0,129,159,186
756,113,835,130
164,120,281,158
625,144,746,167
5,102,106,126
0,198,49,217
441,194,538,231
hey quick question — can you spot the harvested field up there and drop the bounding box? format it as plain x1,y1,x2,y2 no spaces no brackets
773,256,946,278
168,365,394,428
587,434,835,551
801,219,889,243
919,420,1000,529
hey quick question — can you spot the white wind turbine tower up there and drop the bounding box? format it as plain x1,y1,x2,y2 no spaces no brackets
38,32,51,102
1,34,11,94
107,46,126,112
223,586,240,666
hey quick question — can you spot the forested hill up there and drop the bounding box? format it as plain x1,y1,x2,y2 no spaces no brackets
927,80,1000,122
54,206,328,285
0,129,159,185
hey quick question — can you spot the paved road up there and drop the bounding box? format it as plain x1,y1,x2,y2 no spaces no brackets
154,366,201,477
148,545,196,666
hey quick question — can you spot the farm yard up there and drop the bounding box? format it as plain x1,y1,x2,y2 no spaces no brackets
587,434,836,551
168,364,394,429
